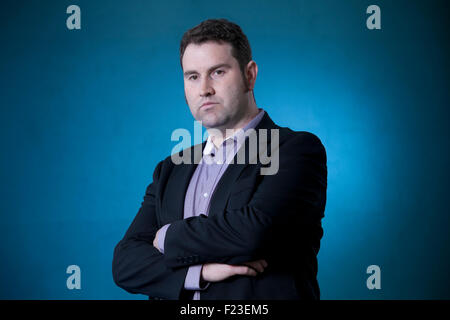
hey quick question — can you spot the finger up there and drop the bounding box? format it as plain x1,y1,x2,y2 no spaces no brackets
248,261,264,273
243,262,259,273
261,260,268,268
233,266,257,277
255,260,268,271
247,260,267,273
244,266,258,276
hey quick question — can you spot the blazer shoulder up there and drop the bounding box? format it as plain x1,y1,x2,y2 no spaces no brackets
294,131,325,148
280,127,325,148
280,129,327,161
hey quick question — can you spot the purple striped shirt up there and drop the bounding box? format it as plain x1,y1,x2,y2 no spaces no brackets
158,108,265,300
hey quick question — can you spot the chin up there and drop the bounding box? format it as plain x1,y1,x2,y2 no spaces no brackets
202,120,219,129
199,113,221,127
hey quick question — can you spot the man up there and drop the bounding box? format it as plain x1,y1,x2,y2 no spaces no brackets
112,18,327,300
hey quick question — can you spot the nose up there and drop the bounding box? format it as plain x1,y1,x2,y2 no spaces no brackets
200,77,215,97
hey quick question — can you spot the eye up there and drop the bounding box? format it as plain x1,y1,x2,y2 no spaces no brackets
188,74,198,81
212,69,225,79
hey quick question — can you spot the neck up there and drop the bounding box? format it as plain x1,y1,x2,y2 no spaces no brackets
208,102,259,149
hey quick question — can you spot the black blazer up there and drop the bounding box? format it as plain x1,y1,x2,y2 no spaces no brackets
112,112,327,300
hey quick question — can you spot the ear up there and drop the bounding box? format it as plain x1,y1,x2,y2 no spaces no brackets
245,60,258,91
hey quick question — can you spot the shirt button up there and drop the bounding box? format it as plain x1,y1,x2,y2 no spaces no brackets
203,192,208,198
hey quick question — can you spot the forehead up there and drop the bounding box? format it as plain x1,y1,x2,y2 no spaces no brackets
182,41,237,71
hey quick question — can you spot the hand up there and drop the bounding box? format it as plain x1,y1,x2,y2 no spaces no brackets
201,259,268,283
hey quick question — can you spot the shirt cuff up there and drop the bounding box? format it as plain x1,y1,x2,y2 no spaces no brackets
157,224,170,254
184,265,210,291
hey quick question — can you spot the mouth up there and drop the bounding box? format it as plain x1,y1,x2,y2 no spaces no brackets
200,102,218,110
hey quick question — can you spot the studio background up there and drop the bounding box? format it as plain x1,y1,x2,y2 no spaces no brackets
1,0,449,299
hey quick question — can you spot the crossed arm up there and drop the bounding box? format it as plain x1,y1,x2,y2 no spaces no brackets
152,225,268,285
112,161,267,298
112,133,326,298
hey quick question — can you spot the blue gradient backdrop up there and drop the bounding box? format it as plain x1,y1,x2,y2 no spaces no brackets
1,0,449,299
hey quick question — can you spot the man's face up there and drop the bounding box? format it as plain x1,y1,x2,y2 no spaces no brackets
182,41,249,130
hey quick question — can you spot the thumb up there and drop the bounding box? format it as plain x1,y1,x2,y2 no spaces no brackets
230,265,258,277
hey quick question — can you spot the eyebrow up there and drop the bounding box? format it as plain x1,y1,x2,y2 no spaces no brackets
183,63,232,77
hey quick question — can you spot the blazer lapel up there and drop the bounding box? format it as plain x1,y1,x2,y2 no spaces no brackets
208,112,279,219
160,111,281,223
159,141,206,224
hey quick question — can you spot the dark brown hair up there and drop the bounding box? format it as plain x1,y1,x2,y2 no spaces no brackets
179,18,252,77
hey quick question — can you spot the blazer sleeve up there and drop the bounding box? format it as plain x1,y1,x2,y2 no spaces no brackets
162,132,327,268
112,160,189,299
